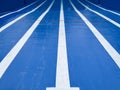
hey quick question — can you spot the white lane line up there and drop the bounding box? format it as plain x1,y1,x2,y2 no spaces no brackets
86,0,120,16
70,0,120,68
0,0,39,18
0,0,54,78
46,0,80,90
77,0,120,28
0,0,47,32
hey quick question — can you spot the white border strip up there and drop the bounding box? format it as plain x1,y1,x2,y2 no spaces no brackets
0,0,54,78
70,0,120,68
77,0,120,28
86,0,120,16
46,0,79,89
0,0,47,32
56,0,70,87
0,0,39,18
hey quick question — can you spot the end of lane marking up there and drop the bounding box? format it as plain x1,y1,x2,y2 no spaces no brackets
46,0,80,90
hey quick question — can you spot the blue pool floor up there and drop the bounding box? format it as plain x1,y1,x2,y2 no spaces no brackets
0,0,120,90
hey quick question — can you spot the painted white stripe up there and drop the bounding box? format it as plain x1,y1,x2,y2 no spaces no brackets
77,0,120,28
46,0,79,90
86,0,120,16
0,0,39,18
0,0,47,32
70,0,120,68
0,0,54,78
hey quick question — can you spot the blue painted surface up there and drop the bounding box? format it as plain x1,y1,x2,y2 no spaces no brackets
100,0,120,11
0,0,60,89
87,0,100,4
81,0,120,24
0,0,120,90
64,0,120,90
87,0,120,11
0,0,44,27
73,0,120,54
0,0,23,13
0,0,50,61
0,0,40,13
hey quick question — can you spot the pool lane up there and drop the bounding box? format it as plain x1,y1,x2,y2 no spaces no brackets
0,0,60,89
71,0,120,54
0,0,45,28
79,0,120,24
63,0,120,90
0,0,41,18
0,0,51,62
